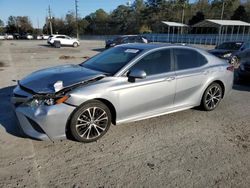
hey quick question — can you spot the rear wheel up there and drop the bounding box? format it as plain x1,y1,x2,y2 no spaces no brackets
70,100,111,143
201,83,222,111
73,42,78,47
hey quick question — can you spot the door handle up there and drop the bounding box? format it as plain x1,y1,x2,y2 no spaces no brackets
165,76,175,81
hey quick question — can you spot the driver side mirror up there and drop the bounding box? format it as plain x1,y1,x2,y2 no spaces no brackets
127,69,146,82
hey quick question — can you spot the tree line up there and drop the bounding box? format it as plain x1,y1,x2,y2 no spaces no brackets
1,0,250,36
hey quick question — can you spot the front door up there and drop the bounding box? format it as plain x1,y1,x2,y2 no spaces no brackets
115,49,177,122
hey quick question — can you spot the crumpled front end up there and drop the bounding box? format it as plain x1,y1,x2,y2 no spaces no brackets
11,85,76,141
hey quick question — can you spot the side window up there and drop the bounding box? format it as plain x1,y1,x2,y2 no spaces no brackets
173,48,207,70
136,36,143,43
241,49,250,58
130,49,172,76
122,37,129,43
128,37,136,43
245,43,250,49
56,36,65,39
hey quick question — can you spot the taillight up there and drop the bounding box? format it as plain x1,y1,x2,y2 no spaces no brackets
227,65,234,72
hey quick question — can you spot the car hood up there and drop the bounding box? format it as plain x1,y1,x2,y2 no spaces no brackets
19,64,105,94
208,49,235,56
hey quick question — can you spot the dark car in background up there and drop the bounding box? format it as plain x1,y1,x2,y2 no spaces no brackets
234,49,250,82
105,35,148,49
209,41,250,66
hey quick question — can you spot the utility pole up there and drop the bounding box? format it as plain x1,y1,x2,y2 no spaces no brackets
220,1,225,20
75,0,79,39
48,5,53,35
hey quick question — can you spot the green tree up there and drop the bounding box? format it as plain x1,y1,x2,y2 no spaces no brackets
188,11,205,26
6,16,33,34
6,16,17,33
17,16,33,33
231,5,248,21
0,19,4,33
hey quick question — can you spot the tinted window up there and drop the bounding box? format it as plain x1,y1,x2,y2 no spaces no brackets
240,49,250,59
241,42,250,51
136,36,143,43
216,42,242,50
56,36,65,39
128,37,136,43
81,47,142,75
173,48,207,70
130,49,171,76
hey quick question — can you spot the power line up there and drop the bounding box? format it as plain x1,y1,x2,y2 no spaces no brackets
75,0,79,39
221,1,225,20
48,5,53,35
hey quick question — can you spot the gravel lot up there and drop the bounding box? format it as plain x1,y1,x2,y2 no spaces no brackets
0,40,250,188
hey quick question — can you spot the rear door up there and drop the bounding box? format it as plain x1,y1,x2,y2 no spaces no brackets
173,48,208,107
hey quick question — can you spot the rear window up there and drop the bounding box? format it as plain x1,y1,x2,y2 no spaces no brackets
216,42,243,50
173,48,207,70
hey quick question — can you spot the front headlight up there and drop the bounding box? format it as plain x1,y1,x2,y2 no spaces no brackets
223,53,232,58
25,96,69,107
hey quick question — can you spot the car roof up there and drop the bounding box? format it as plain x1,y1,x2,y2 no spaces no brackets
117,35,142,38
220,41,244,44
117,43,198,51
52,34,67,37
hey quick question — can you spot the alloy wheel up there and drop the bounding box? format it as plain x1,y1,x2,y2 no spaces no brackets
75,107,108,140
205,85,222,110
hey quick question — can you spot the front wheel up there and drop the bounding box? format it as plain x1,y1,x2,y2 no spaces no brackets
201,83,223,111
70,100,111,143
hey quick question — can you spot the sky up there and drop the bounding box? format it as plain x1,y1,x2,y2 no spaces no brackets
0,0,132,28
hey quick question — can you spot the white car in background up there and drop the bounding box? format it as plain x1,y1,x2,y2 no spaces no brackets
47,34,80,47
0,34,5,40
26,34,34,40
5,34,14,40
37,35,43,40
42,35,49,40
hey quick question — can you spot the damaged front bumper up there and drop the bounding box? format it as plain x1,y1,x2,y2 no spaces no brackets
11,85,76,141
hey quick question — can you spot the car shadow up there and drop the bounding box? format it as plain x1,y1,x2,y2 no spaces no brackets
92,48,106,52
38,44,54,48
0,85,27,139
233,83,250,92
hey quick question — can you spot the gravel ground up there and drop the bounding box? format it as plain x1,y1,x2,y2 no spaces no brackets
0,40,250,188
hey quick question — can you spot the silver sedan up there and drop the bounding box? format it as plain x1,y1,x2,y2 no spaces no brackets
12,44,234,142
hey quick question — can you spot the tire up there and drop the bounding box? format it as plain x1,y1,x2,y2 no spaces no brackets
70,100,111,143
201,83,223,111
54,41,61,48
73,42,78,48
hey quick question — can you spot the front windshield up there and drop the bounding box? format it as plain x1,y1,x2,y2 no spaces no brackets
216,42,243,50
80,47,142,75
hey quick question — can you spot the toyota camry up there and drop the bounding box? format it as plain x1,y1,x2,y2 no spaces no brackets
12,44,234,142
